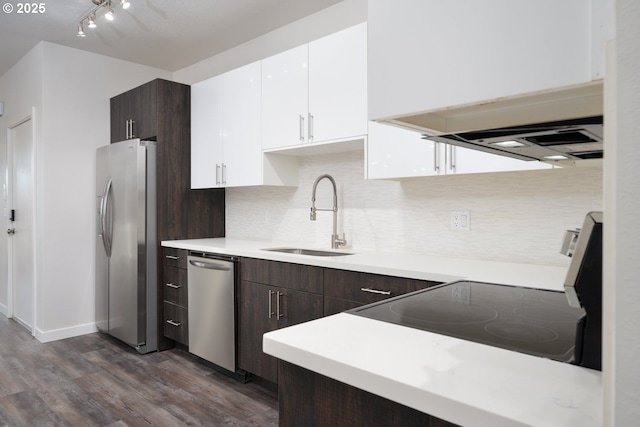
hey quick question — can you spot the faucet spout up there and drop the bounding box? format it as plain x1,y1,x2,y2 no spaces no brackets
310,174,346,249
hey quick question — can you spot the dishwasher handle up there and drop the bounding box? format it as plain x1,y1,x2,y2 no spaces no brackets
189,259,232,271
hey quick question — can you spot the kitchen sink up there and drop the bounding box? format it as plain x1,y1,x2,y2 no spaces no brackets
262,247,353,257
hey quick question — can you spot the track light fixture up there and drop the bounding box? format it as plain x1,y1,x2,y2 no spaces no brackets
77,0,132,37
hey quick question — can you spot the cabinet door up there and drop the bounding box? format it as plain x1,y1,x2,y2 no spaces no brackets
368,0,596,121
238,280,278,383
110,81,158,142
308,23,367,143
110,91,132,142
261,45,309,150
128,80,157,140
191,75,224,189
277,288,323,329
367,121,442,179
449,145,552,175
222,61,262,187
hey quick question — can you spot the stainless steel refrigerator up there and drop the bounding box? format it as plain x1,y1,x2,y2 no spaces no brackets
96,139,157,354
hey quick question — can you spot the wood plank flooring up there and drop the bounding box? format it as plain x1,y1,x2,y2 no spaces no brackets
0,317,278,426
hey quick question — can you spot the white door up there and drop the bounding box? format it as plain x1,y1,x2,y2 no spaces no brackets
8,115,35,332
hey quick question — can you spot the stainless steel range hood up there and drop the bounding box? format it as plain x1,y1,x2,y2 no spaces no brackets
380,82,604,162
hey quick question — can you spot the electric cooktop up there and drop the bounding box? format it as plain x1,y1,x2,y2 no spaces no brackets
350,280,586,363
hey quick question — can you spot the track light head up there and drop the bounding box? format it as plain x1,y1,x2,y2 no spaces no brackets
77,23,86,37
105,7,114,21
120,0,130,9
88,13,96,28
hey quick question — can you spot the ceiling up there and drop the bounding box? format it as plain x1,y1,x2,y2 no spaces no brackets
0,0,343,78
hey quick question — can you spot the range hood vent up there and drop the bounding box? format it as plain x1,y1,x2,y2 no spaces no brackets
423,116,603,162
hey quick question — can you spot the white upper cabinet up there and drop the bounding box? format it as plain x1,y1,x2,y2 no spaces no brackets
262,45,309,150
192,63,261,188
367,122,439,179
262,23,368,150
367,122,551,180
221,61,263,187
191,74,223,189
192,61,297,189
368,0,608,133
308,22,368,143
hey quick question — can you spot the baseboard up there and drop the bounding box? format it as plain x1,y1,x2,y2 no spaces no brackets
0,302,7,317
34,322,98,343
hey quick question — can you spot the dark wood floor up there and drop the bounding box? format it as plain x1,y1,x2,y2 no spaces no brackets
0,317,278,426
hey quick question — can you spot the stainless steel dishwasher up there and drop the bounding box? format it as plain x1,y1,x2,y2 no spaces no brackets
187,252,237,372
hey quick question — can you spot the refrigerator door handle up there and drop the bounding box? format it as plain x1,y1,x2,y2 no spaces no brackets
100,178,113,257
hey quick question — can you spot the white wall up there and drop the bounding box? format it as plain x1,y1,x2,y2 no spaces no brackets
604,0,640,424
173,0,367,84
0,44,44,317
227,152,602,266
0,41,171,341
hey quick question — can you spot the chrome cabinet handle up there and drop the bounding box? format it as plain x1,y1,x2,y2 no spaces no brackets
222,163,227,185
276,291,283,319
166,320,181,327
299,115,305,141
126,119,135,139
165,283,181,289
216,164,221,185
448,144,456,171
434,142,440,172
268,290,275,319
165,255,180,260
361,287,392,296
308,113,314,141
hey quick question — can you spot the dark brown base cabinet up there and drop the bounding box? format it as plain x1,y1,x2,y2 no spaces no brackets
238,258,324,384
162,248,188,345
237,258,440,387
323,268,440,316
279,360,460,427
110,79,225,351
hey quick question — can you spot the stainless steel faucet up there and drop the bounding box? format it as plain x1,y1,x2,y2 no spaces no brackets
310,174,347,249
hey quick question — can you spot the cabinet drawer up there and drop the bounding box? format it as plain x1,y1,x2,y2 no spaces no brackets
324,297,362,316
324,269,440,305
163,247,188,269
270,262,323,294
240,258,271,284
163,302,188,345
240,258,323,294
163,266,187,306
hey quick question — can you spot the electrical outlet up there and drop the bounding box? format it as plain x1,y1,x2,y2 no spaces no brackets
451,211,470,231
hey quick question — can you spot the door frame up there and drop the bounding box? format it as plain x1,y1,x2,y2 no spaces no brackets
6,108,37,335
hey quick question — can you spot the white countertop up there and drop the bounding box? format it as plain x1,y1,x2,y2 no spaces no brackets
162,237,568,290
264,313,602,427
162,237,602,426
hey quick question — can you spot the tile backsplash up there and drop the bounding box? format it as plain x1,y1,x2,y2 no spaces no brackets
226,150,602,266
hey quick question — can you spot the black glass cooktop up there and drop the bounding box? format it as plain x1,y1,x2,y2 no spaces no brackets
350,280,586,363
